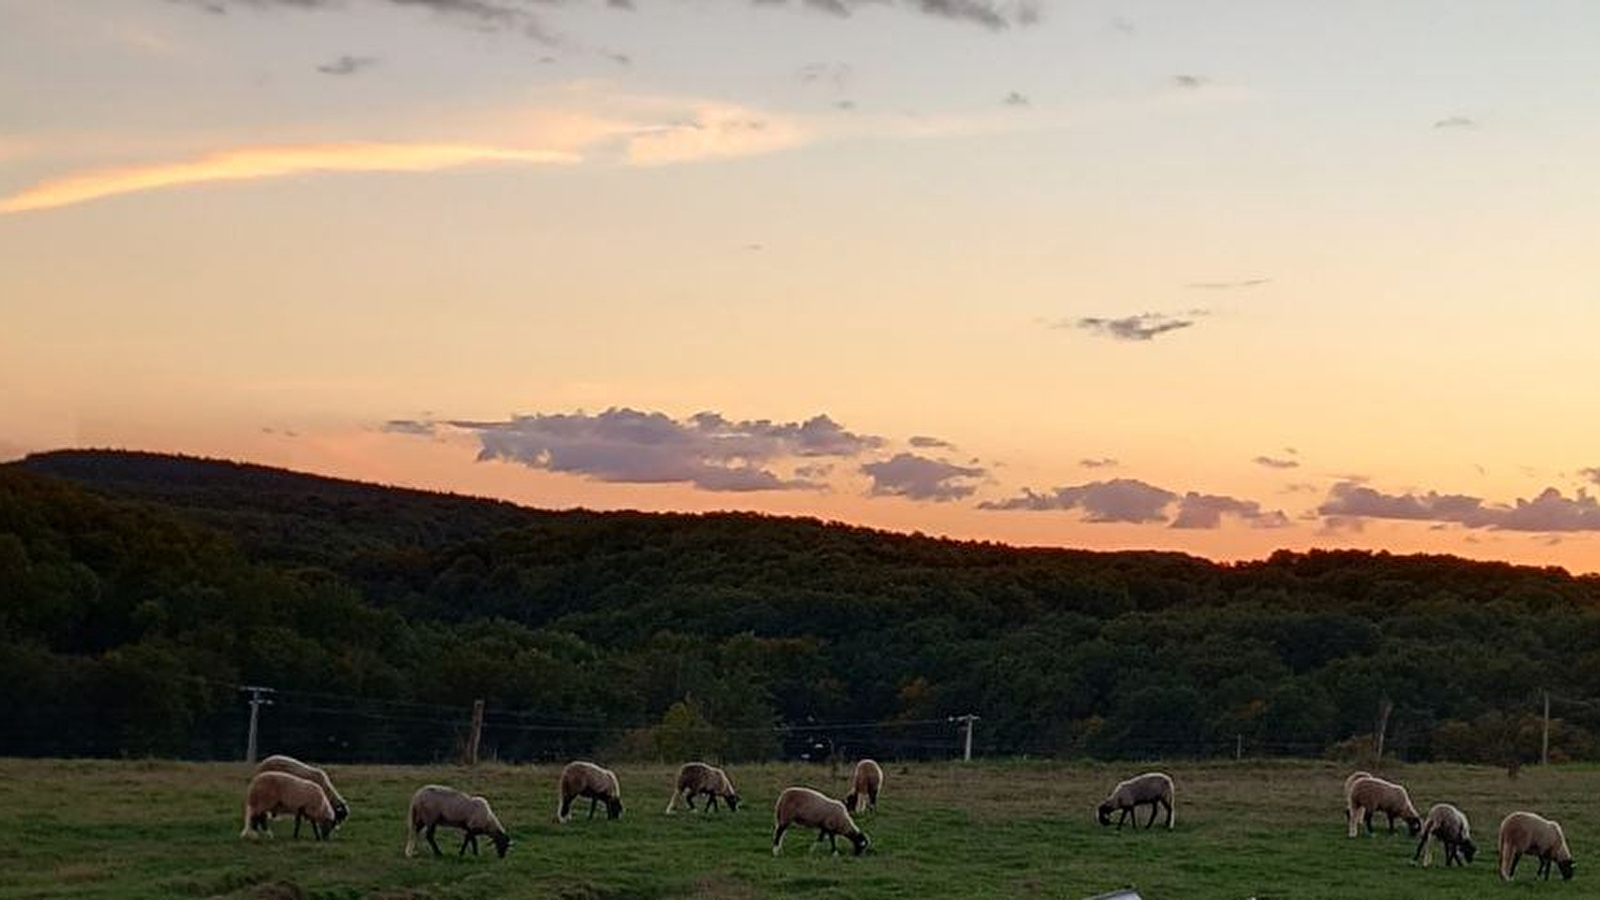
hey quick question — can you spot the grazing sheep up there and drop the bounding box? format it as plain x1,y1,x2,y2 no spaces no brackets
1096,772,1175,831
404,785,510,859
558,761,623,822
843,759,884,814
665,762,740,814
256,754,349,828
1345,775,1421,838
240,771,337,841
1414,803,1476,867
1498,811,1575,882
772,787,869,856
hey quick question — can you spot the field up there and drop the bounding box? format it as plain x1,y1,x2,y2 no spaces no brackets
0,758,1590,900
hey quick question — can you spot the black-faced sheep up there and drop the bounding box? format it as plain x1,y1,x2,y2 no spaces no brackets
1096,772,1175,831
843,759,883,814
558,761,623,822
665,762,740,814
1345,775,1421,838
256,754,349,828
1342,770,1371,823
773,787,869,856
1498,811,1574,882
404,785,511,859
1413,802,1475,867
240,771,337,841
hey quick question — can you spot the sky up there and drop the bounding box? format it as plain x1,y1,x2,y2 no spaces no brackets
4,0,1600,570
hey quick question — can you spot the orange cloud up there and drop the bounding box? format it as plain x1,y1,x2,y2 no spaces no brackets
0,142,581,214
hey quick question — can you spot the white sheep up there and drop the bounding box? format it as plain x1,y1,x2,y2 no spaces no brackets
558,761,623,822
240,771,337,841
1096,772,1175,831
1498,811,1575,882
1345,775,1421,838
772,787,869,856
665,762,740,814
843,759,883,814
256,754,349,827
404,785,511,859
1413,802,1475,867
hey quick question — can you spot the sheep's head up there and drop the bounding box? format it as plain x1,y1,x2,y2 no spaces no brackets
332,802,350,826
606,798,623,820
1558,859,1575,881
1459,838,1477,863
491,832,512,858
843,792,859,813
725,793,741,812
1405,816,1422,837
1096,803,1114,827
849,831,870,856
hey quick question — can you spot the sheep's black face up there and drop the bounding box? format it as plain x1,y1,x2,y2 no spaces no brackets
1460,839,1477,863
606,799,623,820
333,803,350,825
726,794,741,812
1096,804,1113,827
844,793,859,813
1559,860,1575,881
1405,817,1422,837
850,832,869,856
492,833,511,858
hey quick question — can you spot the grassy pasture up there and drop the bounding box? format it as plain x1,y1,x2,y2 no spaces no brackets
0,758,1590,900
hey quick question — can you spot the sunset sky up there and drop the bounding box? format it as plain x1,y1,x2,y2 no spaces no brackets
5,1,1600,569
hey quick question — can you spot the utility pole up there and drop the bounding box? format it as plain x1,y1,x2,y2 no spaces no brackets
1374,697,1393,765
1235,734,1243,761
241,686,275,764
950,714,979,762
464,699,485,766
1542,691,1551,766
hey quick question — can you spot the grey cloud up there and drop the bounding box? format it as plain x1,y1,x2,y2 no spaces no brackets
1170,493,1290,530
382,419,437,436
861,452,985,501
909,435,954,449
1172,74,1208,89
758,0,1035,29
1253,455,1299,470
1079,457,1119,469
1186,278,1270,290
1069,311,1204,342
1318,481,1600,532
1003,91,1029,107
979,478,1177,523
185,0,557,42
1580,467,1600,485
834,100,857,110
1110,15,1135,35
316,54,378,75
399,407,879,493
1434,116,1478,129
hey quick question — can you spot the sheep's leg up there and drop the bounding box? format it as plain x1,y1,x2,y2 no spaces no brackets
707,793,720,812
1508,851,1522,878
1116,808,1129,830
868,788,878,812
1145,802,1158,829
425,823,442,857
588,797,598,820
1385,811,1396,833
830,833,840,856
1363,809,1374,836
293,811,303,839
558,795,573,822
1413,829,1430,865
1161,798,1174,830
772,823,789,856
459,831,471,856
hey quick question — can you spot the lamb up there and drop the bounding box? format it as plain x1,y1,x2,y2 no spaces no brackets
404,785,511,859
772,787,869,856
843,759,883,814
256,754,349,828
1498,811,1575,882
1096,772,1175,831
558,761,623,822
665,762,740,814
1345,775,1422,838
1413,803,1476,867
240,771,337,841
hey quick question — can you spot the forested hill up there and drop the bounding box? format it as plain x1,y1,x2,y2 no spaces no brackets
4,449,1600,765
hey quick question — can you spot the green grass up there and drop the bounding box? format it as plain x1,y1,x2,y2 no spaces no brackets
0,758,1589,899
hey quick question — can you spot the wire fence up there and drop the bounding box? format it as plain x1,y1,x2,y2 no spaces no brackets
4,674,1593,766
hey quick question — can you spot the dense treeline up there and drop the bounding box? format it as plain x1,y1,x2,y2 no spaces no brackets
4,449,1600,765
